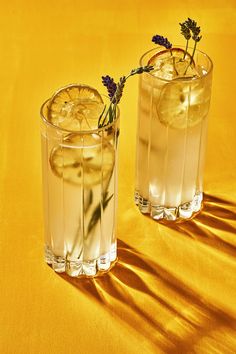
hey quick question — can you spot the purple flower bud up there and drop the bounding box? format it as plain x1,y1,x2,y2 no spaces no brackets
152,35,172,49
102,75,117,100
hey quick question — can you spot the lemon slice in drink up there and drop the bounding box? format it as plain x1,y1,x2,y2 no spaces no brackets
50,133,115,187
148,48,203,129
158,81,205,129
47,84,105,131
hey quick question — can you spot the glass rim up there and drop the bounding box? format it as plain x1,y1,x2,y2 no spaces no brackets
40,90,120,134
139,45,213,83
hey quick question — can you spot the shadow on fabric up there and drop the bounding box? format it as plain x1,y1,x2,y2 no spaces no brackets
59,194,236,353
161,193,236,258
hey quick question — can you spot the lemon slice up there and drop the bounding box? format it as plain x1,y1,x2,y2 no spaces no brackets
148,48,204,129
47,84,105,131
50,133,115,187
157,81,205,129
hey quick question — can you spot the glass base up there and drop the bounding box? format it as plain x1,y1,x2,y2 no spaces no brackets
44,242,117,277
135,191,203,221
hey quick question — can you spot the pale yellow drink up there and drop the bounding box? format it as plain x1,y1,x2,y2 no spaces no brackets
41,85,119,276
135,47,213,220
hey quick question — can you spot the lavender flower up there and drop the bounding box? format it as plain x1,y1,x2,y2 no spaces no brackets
102,66,153,104
179,21,191,59
99,65,153,127
192,29,202,42
152,35,172,49
101,75,117,100
151,18,202,71
184,18,202,42
182,18,202,64
114,76,126,104
130,65,154,75
115,66,153,104
179,22,191,40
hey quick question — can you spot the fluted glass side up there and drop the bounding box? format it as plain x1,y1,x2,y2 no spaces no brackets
135,47,213,221
41,100,119,276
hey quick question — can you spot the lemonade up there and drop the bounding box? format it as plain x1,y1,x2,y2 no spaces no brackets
40,85,119,276
135,47,213,220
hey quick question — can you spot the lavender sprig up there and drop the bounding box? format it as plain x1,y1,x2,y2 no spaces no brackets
152,35,172,50
98,65,153,127
185,18,202,42
152,34,178,73
114,76,126,105
151,18,202,77
179,22,191,40
130,65,154,75
179,21,191,59
101,76,117,101
180,18,202,65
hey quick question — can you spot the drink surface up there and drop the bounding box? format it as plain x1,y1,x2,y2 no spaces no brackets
41,84,118,276
135,47,212,220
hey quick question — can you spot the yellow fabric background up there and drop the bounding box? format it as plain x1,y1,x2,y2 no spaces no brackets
1,0,236,353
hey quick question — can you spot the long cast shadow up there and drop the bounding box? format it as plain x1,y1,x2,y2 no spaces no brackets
59,235,236,353
161,193,236,258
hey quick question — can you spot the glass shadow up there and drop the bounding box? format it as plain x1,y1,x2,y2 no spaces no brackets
59,223,236,353
161,193,236,258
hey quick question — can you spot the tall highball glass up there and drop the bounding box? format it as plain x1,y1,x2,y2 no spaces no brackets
40,94,119,276
135,46,213,220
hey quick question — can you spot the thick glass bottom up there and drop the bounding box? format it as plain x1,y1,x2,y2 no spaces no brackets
44,242,117,277
135,191,203,221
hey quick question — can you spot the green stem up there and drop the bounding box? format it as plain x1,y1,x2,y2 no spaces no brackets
184,40,197,75
103,99,116,122
190,40,197,66
100,103,114,127
98,104,107,127
170,48,179,76
183,40,189,59
100,74,130,128
111,104,117,123
173,57,179,76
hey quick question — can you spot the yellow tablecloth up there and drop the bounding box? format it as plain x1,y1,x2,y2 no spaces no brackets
1,1,236,353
